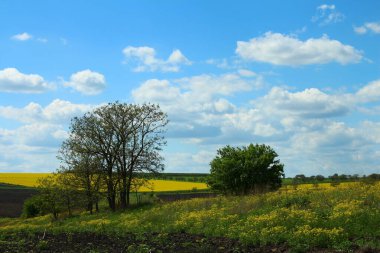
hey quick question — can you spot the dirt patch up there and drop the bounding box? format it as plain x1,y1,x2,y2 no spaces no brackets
0,188,37,217
157,192,217,202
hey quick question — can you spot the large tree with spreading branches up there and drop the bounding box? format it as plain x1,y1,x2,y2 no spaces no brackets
59,102,168,210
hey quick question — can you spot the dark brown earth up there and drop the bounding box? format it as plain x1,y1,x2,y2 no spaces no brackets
156,192,217,202
0,232,267,253
0,232,378,253
0,186,215,218
0,187,37,217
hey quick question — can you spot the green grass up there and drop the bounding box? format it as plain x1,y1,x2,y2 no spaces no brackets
1,182,379,252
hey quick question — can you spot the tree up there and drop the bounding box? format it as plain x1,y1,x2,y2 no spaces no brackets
329,173,340,187
101,103,167,209
58,143,103,214
55,173,81,216
293,174,307,184
207,144,284,195
36,175,64,219
66,111,120,211
61,102,168,210
315,175,325,182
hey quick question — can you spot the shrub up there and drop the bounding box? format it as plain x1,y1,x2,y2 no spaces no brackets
22,195,43,218
207,143,284,195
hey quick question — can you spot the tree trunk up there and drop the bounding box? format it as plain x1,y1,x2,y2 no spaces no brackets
87,200,93,214
107,168,116,211
120,176,127,209
86,190,93,214
126,167,134,207
107,192,116,211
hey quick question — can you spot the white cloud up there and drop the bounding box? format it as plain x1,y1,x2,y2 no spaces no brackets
0,143,60,172
238,69,257,77
0,123,66,172
64,69,106,95
0,68,54,93
1,123,67,147
205,58,230,69
354,22,380,35
132,71,261,120
312,4,344,25
0,99,99,172
0,99,95,124
356,80,380,103
131,73,380,175
164,150,217,172
132,71,265,145
317,4,335,11
236,32,363,66
258,87,352,118
11,32,32,41
123,46,191,72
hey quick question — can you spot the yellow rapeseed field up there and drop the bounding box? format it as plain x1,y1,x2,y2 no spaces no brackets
0,173,208,191
0,173,50,187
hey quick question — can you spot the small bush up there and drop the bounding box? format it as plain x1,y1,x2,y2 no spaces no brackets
22,195,43,218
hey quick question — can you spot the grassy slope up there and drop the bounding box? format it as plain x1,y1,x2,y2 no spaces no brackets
1,182,379,251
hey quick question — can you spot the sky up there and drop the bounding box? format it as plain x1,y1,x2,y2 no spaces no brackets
0,0,379,176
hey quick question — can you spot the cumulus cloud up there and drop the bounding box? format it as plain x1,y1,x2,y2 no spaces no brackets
236,32,363,66
0,143,60,172
131,74,380,175
0,99,96,124
0,123,66,172
123,46,191,72
132,74,380,144
0,68,54,93
0,99,100,172
11,32,32,41
64,69,106,95
312,4,344,26
0,123,67,147
354,22,380,34
257,87,352,118
132,71,261,120
205,58,230,69
163,150,217,172
356,80,380,103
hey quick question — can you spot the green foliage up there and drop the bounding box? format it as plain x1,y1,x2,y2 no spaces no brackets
1,183,380,252
207,143,284,195
22,195,43,218
36,175,64,219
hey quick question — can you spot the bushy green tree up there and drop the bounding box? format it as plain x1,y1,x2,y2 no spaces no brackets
207,144,284,195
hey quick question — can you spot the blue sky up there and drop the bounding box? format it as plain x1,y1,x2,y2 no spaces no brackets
0,1,380,176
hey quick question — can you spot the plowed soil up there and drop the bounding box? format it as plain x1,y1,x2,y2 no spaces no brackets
1,232,378,253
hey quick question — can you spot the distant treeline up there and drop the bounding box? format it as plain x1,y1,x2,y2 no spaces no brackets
140,172,209,183
143,172,380,184
284,173,380,185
